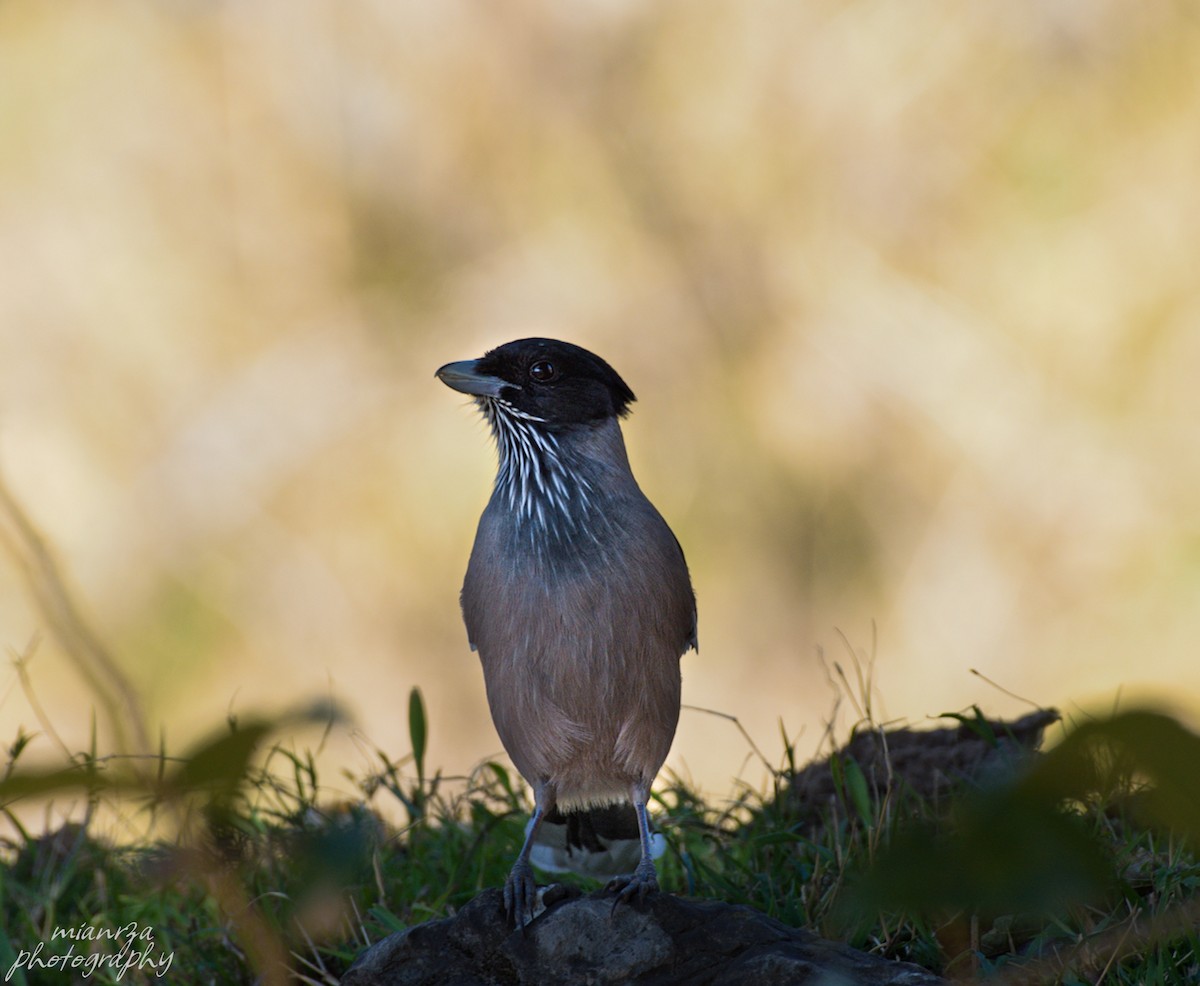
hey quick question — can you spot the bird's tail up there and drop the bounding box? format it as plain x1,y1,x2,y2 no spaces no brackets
527,804,665,881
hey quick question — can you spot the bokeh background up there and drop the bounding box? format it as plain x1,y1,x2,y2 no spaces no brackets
2,0,1198,830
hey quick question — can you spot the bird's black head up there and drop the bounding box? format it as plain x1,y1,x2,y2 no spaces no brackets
436,338,635,427
437,339,641,543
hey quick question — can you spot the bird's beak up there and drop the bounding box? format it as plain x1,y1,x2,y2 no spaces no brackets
435,360,506,398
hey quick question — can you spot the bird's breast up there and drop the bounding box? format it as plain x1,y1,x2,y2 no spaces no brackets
460,489,693,793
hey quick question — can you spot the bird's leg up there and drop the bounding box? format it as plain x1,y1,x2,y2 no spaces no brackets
607,781,660,912
504,781,554,929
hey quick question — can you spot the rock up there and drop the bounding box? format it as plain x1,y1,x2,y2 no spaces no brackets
342,885,944,985
787,709,1061,823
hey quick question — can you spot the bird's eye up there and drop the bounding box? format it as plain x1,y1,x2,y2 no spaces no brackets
529,360,558,383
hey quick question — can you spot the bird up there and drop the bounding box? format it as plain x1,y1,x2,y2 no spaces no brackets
436,337,697,927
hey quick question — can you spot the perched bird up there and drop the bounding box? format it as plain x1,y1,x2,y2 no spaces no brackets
436,338,697,926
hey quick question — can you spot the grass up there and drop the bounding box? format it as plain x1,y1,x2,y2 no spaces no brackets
0,687,1197,985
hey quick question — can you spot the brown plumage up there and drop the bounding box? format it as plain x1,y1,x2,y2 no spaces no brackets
437,338,696,926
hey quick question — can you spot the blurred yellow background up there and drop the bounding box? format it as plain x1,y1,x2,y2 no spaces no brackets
1,1,1198,827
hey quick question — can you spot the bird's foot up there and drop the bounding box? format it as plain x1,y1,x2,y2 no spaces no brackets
503,858,540,930
606,857,659,915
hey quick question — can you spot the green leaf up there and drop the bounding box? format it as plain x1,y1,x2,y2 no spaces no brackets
843,758,874,829
838,706,1200,928
409,687,428,789
170,720,274,799
0,700,347,808
840,787,1112,923
1022,708,1200,840
0,925,26,986
0,762,120,803
938,705,997,746
368,905,407,934
486,761,517,803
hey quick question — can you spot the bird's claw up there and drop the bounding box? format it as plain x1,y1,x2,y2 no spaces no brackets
606,858,659,915
503,858,539,930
